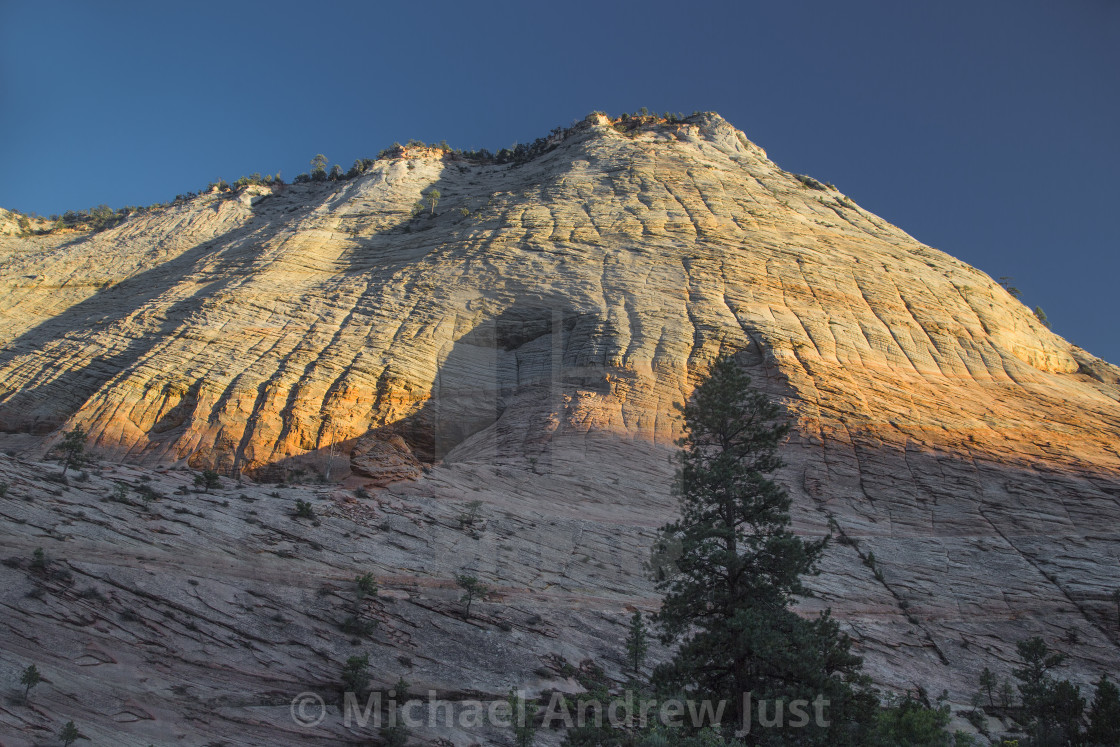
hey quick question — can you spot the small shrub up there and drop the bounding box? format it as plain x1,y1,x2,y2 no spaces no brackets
342,653,371,697
80,586,106,602
59,720,82,747
381,725,410,747
355,573,377,599
194,469,220,493
30,547,47,572
135,484,163,502
294,499,315,519
340,615,376,637
109,482,131,504
873,690,953,745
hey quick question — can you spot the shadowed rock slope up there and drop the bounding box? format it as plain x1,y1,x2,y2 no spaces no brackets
0,113,1118,744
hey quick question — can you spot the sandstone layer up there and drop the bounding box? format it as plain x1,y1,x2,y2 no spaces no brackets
0,113,1118,744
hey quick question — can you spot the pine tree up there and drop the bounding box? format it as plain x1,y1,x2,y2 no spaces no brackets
57,426,86,476
311,154,328,182
1043,679,1085,744
20,663,41,700
342,654,371,698
979,666,997,708
59,720,81,746
455,574,487,620
1012,637,1085,744
651,352,875,743
507,688,539,747
625,610,649,682
1013,637,1066,710
1087,674,1120,745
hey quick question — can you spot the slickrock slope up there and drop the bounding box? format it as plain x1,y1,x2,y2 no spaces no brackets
1,113,1119,744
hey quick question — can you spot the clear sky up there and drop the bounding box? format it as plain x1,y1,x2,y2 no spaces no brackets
2,0,1117,363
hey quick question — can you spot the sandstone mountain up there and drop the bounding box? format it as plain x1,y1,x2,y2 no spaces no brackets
0,112,1118,744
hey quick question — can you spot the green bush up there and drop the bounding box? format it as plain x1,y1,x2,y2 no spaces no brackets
310,154,328,182
342,653,371,696
455,574,487,619
20,663,41,700
59,720,81,747
872,690,955,746
1087,674,1120,744
1033,306,1050,328
194,469,220,493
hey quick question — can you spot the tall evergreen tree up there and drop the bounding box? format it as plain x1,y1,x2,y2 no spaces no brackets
625,610,649,682
1087,674,1120,746
979,667,997,708
1012,637,1085,745
651,352,875,744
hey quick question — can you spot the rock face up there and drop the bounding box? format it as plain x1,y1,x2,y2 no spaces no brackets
1,112,1119,744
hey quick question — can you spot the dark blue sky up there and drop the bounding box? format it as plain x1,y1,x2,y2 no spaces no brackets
3,1,1117,363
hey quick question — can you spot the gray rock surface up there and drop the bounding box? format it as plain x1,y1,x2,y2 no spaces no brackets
0,112,1118,744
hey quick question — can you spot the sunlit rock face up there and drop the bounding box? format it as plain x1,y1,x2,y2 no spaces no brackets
0,113,1118,741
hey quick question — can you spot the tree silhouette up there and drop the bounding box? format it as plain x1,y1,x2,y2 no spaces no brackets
20,663,41,700
311,154,328,182
57,426,87,476
651,352,875,741
455,574,487,619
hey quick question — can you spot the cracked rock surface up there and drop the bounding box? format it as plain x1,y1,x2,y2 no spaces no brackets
0,113,1118,744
